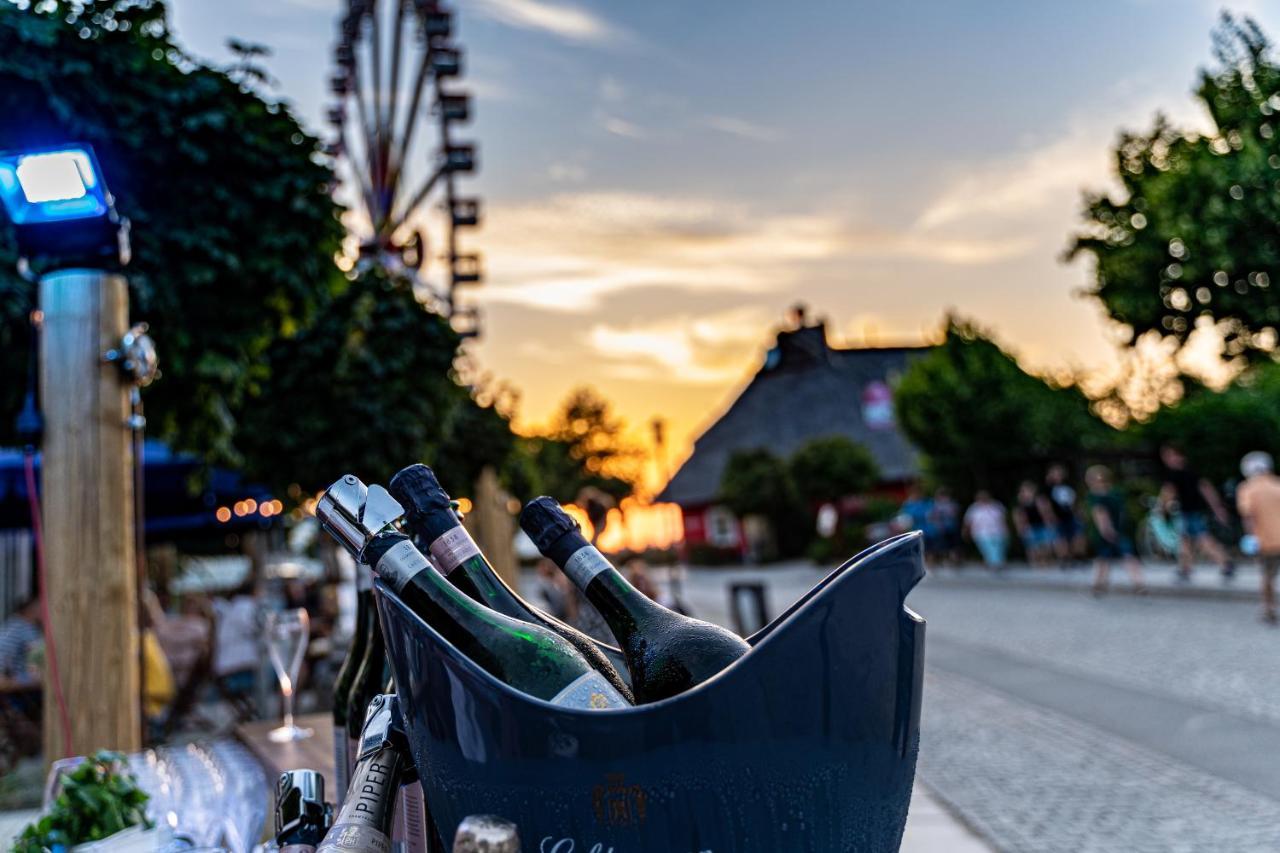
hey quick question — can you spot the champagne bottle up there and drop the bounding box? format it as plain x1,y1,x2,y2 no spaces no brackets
346,607,388,782
364,530,630,709
275,769,332,853
332,564,374,805
388,464,633,703
520,496,750,704
318,696,410,853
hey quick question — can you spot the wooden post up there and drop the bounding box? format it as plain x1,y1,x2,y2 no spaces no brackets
463,466,517,587
40,270,141,759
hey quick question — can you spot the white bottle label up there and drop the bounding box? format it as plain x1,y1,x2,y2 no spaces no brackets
563,546,612,589
549,671,630,709
428,526,480,576
375,539,432,593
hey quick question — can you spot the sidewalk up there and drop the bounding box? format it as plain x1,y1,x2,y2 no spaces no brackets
924,560,1262,601
903,784,993,852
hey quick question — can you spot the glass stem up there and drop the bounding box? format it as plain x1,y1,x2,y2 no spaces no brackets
282,686,295,729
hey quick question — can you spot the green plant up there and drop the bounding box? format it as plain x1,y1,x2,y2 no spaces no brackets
13,751,151,853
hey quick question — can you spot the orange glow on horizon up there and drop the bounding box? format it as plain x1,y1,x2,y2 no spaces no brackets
561,499,684,553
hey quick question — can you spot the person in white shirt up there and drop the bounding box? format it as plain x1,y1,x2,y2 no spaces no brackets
963,491,1009,570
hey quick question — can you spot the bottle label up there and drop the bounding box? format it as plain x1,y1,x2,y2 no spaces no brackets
375,539,432,593
563,546,612,589
281,844,316,853
549,671,630,709
317,823,390,853
357,563,374,592
428,526,480,575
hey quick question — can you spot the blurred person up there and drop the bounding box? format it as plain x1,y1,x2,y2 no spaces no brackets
930,487,963,566
1043,464,1086,565
963,490,1009,570
212,582,259,695
0,596,42,685
1236,451,1280,624
899,485,937,555
1086,466,1146,596
625,558,660,600
533,557,576,623
1160,444,1234,580
1013,480,1053,566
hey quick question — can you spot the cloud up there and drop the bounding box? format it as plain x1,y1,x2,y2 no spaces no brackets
470,0,622,45
473,190,1029,314
548,161,588,182
585,308,771,385
599,115,647,139
702,115,782,143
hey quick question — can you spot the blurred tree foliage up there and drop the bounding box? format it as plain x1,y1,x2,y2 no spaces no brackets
1069,14,1280,366
505,387,638,504
718,447,809,559
789,435,880,505
895,317,1112,499
1139,363,1280,485
235,265,508,496
0,0,344,465
0,1,524,497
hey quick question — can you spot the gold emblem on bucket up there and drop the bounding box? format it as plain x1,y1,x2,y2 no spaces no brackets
593,774,647,827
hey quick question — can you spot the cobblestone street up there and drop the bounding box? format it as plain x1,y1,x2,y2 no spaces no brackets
911,578,1280,852
667,562,1280,851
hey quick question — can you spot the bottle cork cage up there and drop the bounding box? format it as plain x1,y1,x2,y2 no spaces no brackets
378,531,926,853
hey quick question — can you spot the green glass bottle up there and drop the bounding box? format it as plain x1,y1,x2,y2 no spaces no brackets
345,605,387,778
330,564,373,804
364,530,630,709
520,496,750,704
388,463,633,704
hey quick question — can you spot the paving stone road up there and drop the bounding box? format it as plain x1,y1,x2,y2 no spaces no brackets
910,577,1280,852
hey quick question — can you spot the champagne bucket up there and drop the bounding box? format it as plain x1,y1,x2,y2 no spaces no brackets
378,531,926,853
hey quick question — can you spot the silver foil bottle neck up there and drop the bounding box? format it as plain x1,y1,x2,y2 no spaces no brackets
317,474,405,561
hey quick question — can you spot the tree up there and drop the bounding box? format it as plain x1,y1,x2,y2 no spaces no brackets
1069,14,1280,366
894,317,1111,498
1140,363,1280,485
789,436,879,505
547,387,639,499
0,1,344,466
719,448,809,558
234,265,471,495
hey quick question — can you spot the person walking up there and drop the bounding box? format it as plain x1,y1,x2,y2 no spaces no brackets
1013,480,1052,566
1235,451,1280,624
1086,466,1146,596
1160,444,1234,581
931,487,963,566
963,490,1009,570
1043,464,1086,565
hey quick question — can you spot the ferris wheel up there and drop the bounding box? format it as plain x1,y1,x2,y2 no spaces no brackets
328,0,482,337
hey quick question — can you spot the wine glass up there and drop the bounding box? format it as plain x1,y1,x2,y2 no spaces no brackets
265,608,313,742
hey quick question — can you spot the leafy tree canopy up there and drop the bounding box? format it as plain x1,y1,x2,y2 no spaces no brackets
894,317,1112,498
1140,362,1280,485
1069,14,1280,365
789,435,879,505
0,0,344,467
506,386,637,505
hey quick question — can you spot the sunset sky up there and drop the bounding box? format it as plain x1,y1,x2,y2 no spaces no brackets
167,0,1280,477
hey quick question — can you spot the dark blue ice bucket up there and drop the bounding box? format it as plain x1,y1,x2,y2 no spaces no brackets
377,531,926,853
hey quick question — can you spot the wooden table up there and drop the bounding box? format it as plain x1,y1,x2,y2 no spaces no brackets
236,712,335,788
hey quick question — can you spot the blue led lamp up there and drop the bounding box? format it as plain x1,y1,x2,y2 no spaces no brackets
0,144,130,272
